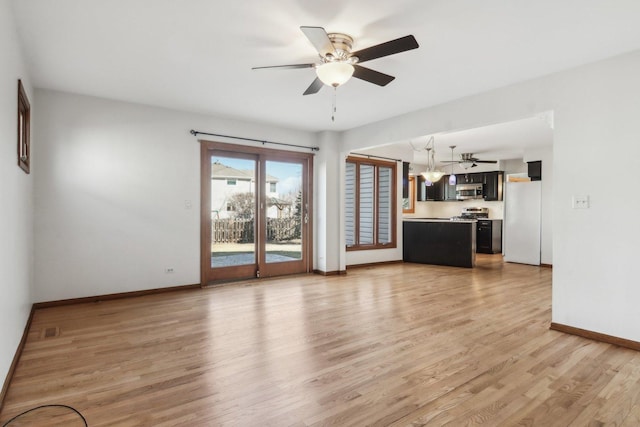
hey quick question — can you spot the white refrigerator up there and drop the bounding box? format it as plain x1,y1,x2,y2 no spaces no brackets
503,180,541,265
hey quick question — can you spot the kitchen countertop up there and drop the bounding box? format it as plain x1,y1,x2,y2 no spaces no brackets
403,217,478,223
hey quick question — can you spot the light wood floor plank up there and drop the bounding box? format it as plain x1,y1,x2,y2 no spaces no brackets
2,255,640,426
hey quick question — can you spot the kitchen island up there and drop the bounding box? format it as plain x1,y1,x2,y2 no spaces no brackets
403,218,476,268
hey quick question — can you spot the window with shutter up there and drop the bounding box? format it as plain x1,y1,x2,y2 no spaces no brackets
345,157,397,250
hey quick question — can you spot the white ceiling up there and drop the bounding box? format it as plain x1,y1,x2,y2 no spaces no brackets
10,0,640,138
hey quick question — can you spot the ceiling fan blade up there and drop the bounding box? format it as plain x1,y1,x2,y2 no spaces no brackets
252,63,315,70
351,35,419,63
474,160,498,164
300,26,336,58
353,65,395,86
303,77,324,95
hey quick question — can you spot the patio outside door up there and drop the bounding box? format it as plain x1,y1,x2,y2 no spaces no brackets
200,141,313,284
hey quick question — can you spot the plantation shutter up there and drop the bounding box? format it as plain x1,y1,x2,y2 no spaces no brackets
378,166,391,244
359,164,375,245
345,162,356,246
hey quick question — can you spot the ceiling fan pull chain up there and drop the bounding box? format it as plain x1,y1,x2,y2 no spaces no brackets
332,86,337,122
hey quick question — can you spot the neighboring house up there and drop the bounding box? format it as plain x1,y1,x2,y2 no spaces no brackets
211,162,289,219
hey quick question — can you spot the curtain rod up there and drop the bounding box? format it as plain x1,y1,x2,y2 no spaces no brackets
190,130,320,152
350,152,403,162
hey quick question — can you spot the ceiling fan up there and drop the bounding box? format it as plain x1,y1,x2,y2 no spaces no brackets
442,153,498,169
252,26,419,95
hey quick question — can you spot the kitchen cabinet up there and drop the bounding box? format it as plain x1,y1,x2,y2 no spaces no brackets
402,162,410,198
416,176,424,201
416,176,427,201
477,219,502,254
404,219,476,267
416,175,445,201
427,179,445,201
419,171,503,202
460,173,484,184
483,171,504,201
444,175,458,201
528,161,542,181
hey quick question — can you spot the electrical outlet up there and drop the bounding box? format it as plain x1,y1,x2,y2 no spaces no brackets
165,267,174,273
572,195,590,209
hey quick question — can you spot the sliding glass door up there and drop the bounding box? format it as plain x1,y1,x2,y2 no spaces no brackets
200,141,313,284
261,159,307,277
208,153,258,281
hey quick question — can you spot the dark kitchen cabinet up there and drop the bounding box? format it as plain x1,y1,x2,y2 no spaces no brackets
416,175,425,201
444,175,458,201
402,162,410,198
418,171,503,202
460,173,484,184
427,179,445,201
416,175,445,201
477,219,502,254
528,161,542,181
404,220,476,267
483,171,504,201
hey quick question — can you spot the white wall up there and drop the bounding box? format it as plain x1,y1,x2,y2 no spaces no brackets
313,131,342,273
550,52,639,340
340,49,640,342
0,0,34,389
33,90,317,302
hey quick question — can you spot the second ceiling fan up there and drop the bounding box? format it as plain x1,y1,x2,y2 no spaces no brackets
442,153,498,169
253,26,419,95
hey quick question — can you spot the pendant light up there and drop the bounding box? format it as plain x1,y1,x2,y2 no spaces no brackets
449,146,457,185
420,137,444,183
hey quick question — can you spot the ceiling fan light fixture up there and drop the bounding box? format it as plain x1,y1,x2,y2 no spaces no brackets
316,62,354,87
460,161,474,170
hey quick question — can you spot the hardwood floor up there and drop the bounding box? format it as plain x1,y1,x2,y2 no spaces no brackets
2,255,640,426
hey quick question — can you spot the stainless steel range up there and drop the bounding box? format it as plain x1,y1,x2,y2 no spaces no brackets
461,207,489,219
450,207,489,221
449,208,489,221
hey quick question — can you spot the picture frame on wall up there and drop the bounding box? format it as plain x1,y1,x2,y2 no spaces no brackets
17,79,30,174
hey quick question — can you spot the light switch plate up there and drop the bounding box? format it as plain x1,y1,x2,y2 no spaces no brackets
572,195,589,209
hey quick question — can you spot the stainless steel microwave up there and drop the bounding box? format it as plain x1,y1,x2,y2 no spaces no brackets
456,183,483,200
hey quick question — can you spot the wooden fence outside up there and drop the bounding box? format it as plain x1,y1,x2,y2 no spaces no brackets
212,217,300,243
